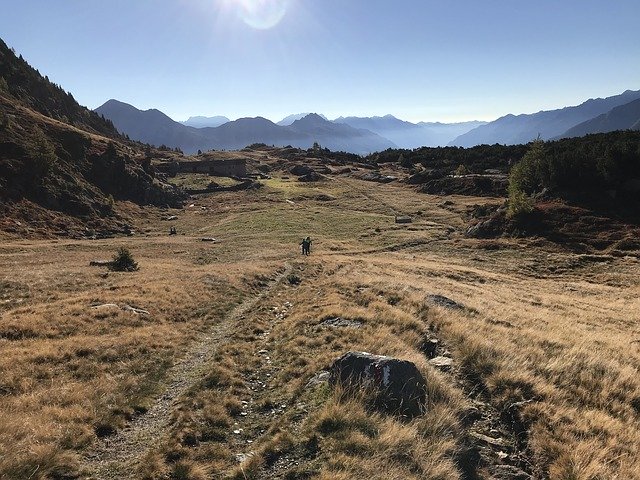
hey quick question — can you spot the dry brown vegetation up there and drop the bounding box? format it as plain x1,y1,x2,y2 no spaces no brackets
1,167,639,479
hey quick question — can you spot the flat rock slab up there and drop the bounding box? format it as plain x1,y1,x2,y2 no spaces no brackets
426,294,465,310
488,465,532,480
306,371,330,388
89,260,113,267
469,431,508,448
428,356,454,371
320,317,362,328
201,237,217,242
92,303,150,315
329,351,427,417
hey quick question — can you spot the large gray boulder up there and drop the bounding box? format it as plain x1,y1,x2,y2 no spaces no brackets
329,351,427,417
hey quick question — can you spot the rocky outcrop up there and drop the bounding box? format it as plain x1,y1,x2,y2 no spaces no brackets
329,351,427,417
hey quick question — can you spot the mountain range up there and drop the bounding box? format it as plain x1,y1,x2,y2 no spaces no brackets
450,89,640,146
96,100,395,155
96,89,640,154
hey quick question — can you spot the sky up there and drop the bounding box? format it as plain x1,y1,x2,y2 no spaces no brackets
1,0,639,123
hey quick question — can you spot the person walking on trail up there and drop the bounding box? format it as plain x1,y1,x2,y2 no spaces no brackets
300,236,312,255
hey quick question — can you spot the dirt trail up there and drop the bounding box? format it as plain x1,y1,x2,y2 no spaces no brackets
82,262,293,480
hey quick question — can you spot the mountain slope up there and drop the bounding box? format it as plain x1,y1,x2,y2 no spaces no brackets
0,41,184,237
450,89,640,146
0,38,118,137
335,115,485,148
558,98,640,138
96,99,206,152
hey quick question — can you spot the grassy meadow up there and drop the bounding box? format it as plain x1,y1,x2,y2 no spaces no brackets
1,171,639,479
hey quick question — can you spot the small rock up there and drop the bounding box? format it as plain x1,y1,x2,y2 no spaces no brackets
306,371,330,388
469,431,508,447
235,452,253,463
395,216,412,224
166,215,178,221
320,316,362,328
489,465,532,480
420,337,439,358
92,303,119,310
122,304,150,315
426,294,465,310
89,260,113,267
201,237,217,242
428,356,454,371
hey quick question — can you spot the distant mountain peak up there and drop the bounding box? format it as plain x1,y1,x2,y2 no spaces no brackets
181,115,230,128
277,112,327,126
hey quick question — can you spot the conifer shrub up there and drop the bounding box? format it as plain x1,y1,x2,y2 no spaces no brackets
110,247,139,272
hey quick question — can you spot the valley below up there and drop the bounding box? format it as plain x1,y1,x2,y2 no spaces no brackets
2,165,639,479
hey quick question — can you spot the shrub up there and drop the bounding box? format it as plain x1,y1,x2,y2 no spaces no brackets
507,139,543,218
454,164,469,176
110,247,139,272
28,127,57,179
507,185,534,218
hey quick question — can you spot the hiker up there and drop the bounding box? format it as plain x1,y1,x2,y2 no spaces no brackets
300,236,312,255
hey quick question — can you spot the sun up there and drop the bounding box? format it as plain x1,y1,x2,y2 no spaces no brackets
230,0,291,30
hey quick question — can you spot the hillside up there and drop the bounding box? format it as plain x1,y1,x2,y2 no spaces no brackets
0,39,118,137
558,98,640,138
450,89,640,146
0,44,184,238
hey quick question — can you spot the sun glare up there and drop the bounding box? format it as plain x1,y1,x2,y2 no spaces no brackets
230,0,290,29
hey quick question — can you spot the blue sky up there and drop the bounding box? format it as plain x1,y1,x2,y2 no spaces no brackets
1,0,638,122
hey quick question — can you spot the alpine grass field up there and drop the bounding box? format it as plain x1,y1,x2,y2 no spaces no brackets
1,169,639,479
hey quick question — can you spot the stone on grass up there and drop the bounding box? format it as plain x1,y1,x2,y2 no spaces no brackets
89,260,113,267
329,351,427,417
320,317,362,328
420,337,439,358
428,356,454,371
426,294,465,310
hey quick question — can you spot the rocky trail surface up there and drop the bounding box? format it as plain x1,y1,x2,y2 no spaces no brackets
82,263,293,479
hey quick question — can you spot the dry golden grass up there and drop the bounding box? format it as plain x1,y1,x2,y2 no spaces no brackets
1,170,639,479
